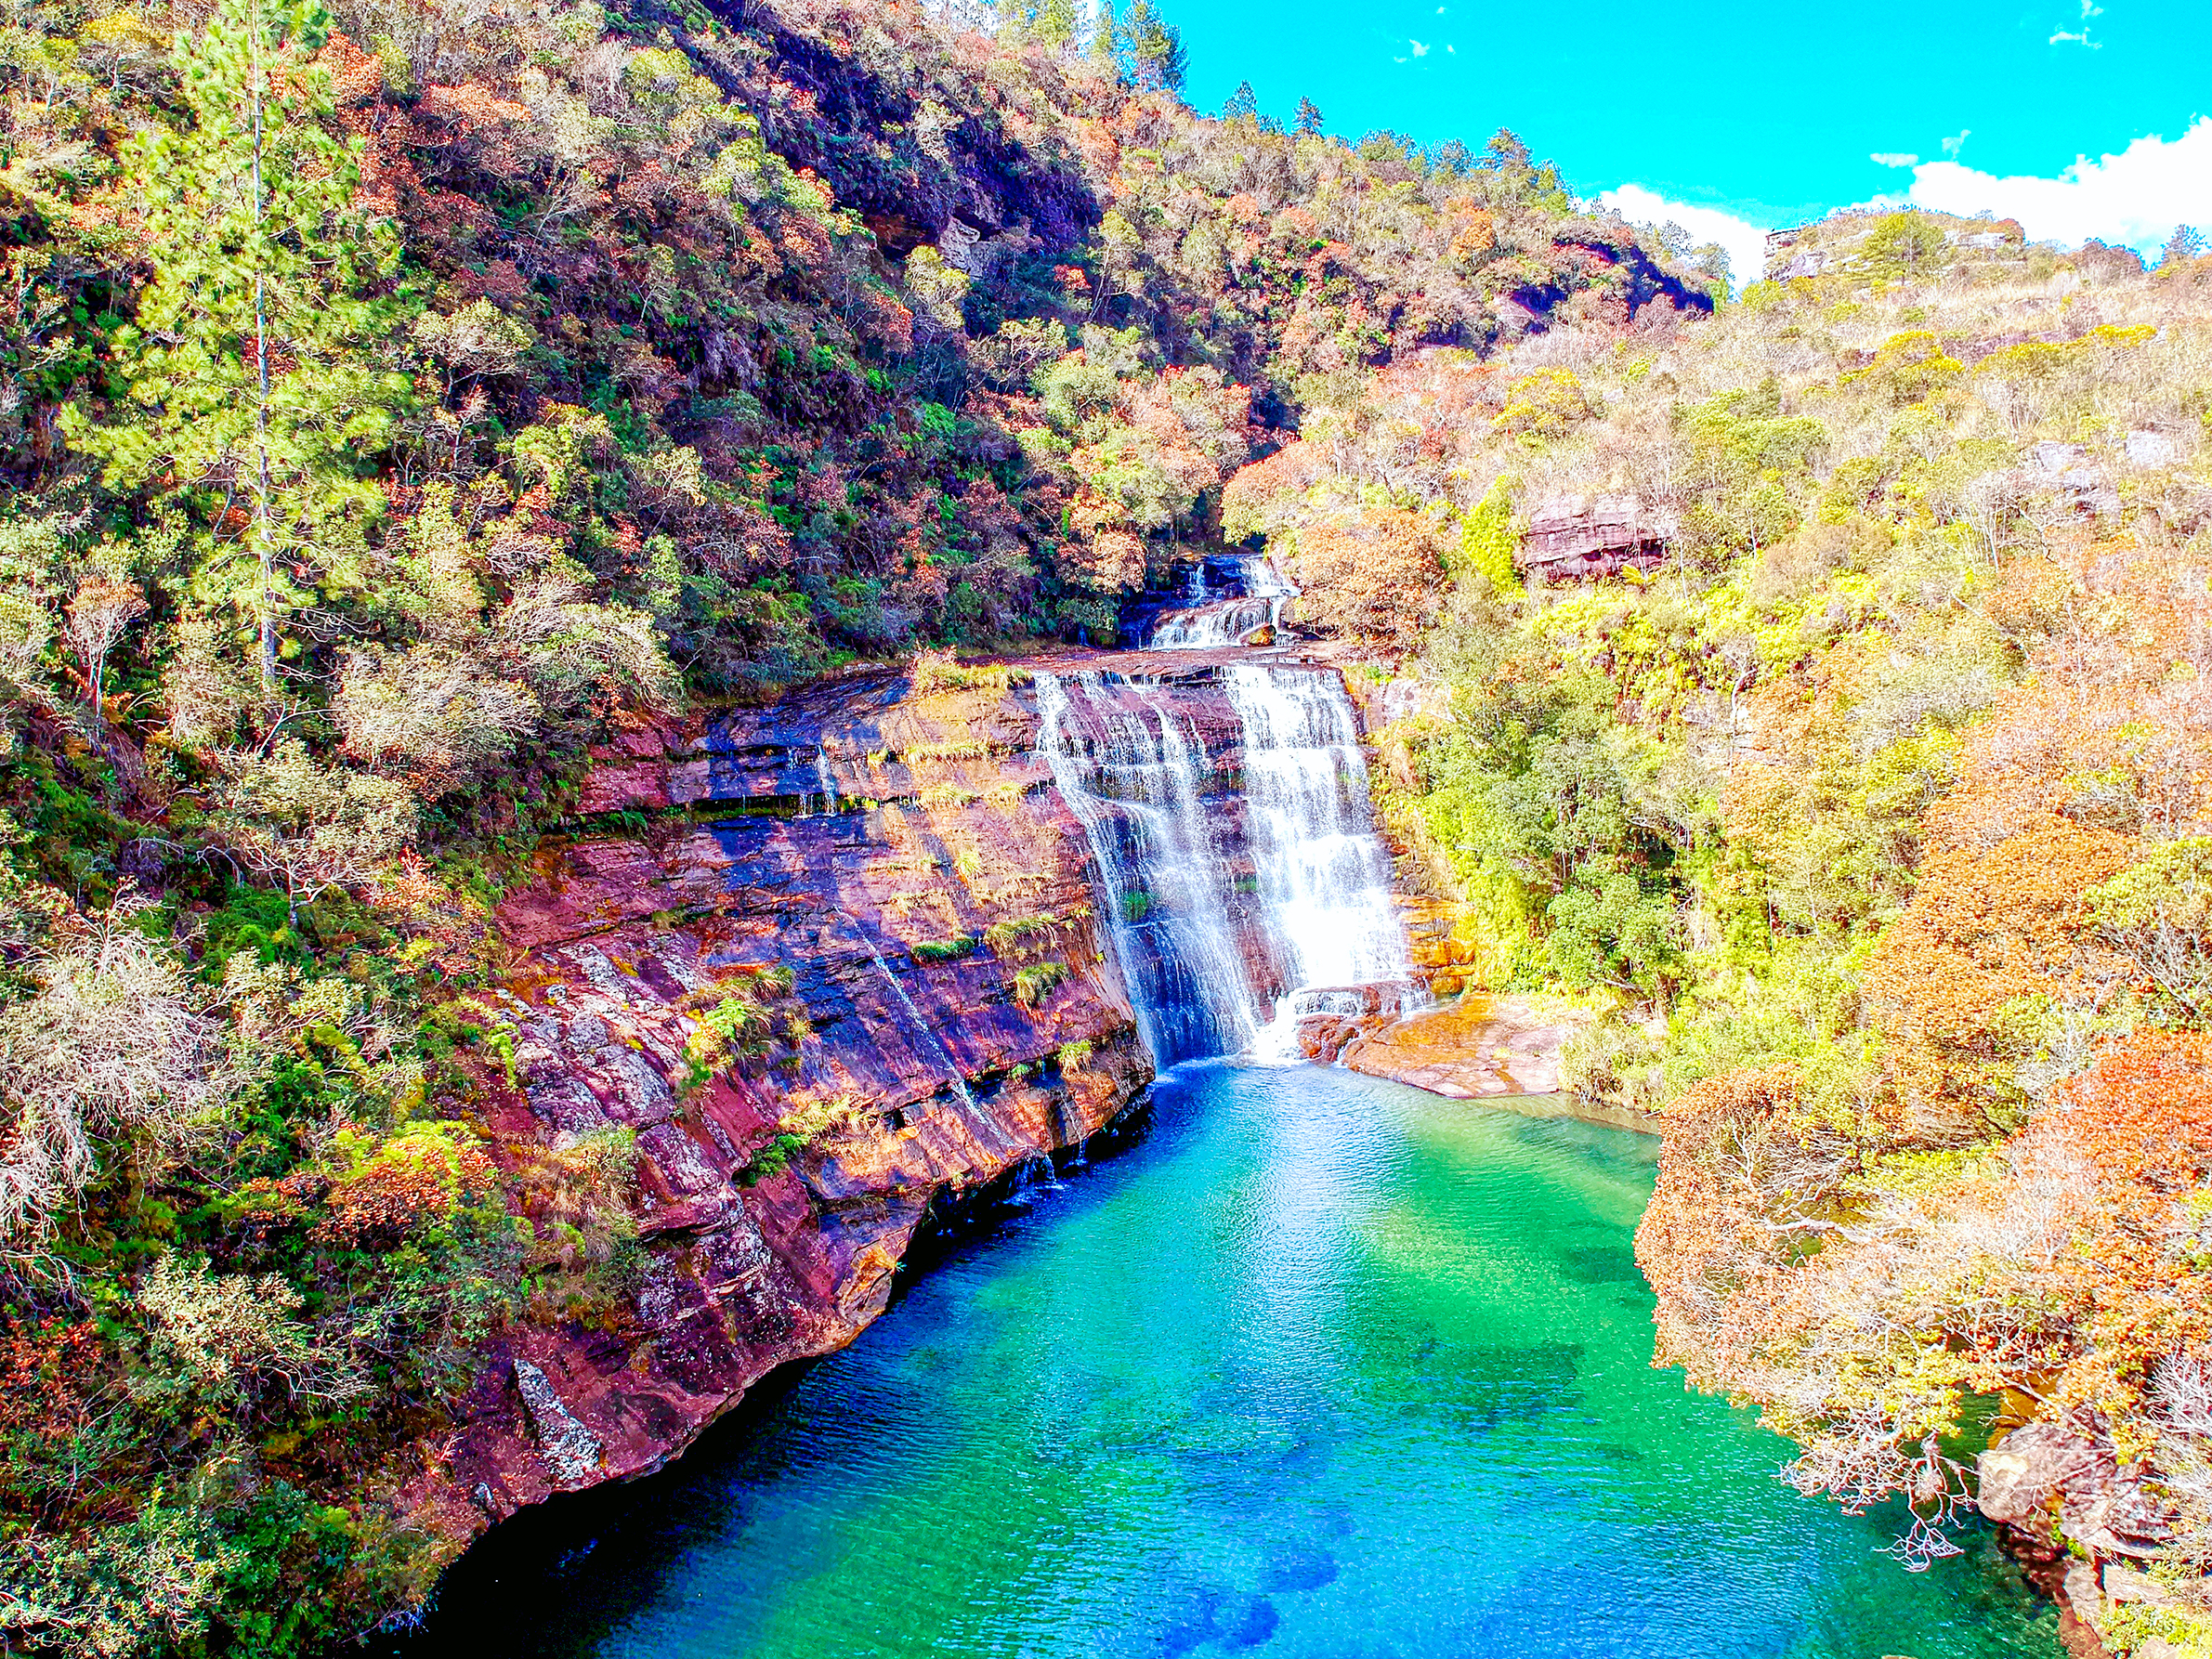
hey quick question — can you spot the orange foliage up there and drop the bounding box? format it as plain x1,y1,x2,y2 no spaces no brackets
1854,537,2212,1130
315,1133,498,1248
1285,508,1446,648
1864,814,2136,1130
0,1319,106,1450
2015,1032,2212,1409
1635,1064,1814,1383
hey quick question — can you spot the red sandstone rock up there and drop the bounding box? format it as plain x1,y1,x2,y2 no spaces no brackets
1341,992,1593,1100
400,673,1160,1559
1519,494,1673,583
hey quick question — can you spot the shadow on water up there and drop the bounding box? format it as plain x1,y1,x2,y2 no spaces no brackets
389,1063,2062,1659
388,1084,1180,1659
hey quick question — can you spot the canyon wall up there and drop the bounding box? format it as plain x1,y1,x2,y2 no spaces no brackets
400,664,1153,1550
400,652,1363,1556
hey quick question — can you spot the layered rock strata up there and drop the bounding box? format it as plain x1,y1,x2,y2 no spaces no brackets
1519,494,1674,582
401,667,1161,1551
400,654,1365,1556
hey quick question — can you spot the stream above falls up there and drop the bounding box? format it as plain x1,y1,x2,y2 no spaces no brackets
403,1062,2060,1658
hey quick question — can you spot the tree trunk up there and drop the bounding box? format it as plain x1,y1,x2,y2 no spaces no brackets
251,0,278,700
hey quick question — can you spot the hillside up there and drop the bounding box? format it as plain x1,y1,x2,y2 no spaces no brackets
1277,216,2212,1647
0,0,1717,1651
7,0,2212,1649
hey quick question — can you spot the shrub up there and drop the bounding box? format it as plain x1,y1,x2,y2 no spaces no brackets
1013,961,1070,1007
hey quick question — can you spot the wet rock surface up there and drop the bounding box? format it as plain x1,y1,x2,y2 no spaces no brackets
1289,980,1425,1065
404,667,1167,1554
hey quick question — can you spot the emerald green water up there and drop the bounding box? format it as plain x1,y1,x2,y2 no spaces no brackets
412,1063,2060,1658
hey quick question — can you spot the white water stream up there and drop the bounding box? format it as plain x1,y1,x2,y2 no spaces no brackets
1034,661,1413,1067
1145,555,1293,649
1033,671,1263,1064
1224,663,1414,1056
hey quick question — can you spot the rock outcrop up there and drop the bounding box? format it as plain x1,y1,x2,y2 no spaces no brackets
1518,494,1673,582
399,666,1158,1553
1977,1421,2179,1655
1339,993,1592,1103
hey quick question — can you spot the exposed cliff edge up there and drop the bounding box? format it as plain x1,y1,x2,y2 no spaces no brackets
398,664,1158,1556
397,647,1412,1566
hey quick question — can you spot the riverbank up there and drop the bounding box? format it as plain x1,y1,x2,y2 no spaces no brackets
397,1062,2060,1658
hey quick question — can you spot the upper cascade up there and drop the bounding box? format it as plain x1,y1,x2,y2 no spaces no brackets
1143,555,1296,650
1034,660,1415,1067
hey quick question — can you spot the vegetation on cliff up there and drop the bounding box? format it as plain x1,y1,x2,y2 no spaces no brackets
1252,213,2212,1639
0,0,1711,1646
9,0,2205,1638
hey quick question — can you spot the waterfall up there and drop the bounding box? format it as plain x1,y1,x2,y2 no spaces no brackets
1034,672,1263,1065
1145,556,1295,649
1225,664,1414,1055
1035,663,1413,1067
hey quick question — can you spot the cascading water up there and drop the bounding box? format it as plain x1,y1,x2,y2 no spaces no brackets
1145,596,1276,649
1033,672,1263,1065
1224,663,1415,1054
1035,660,1415,1067
1145,555,1295,649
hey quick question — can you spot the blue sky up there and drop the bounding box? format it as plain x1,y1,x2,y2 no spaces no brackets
1171,0,2212,280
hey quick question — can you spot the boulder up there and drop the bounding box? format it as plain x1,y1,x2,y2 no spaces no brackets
2020,441,2120,517
1977,1421,2174,1556
2125,429,2181,468
2102,1562,2179,1607
1289,980,1424,1064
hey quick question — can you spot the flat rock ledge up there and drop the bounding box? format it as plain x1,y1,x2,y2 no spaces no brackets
1328,992,1656,1133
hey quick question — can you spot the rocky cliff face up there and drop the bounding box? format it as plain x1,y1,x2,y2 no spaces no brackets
393,648,1577,1574
399,664,1163,1552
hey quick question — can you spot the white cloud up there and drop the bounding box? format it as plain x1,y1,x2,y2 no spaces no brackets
1596,184,1770,294
1905,118,2212,255
1409,37,1429,55
1870,152,1919,168
2050,0,2101,46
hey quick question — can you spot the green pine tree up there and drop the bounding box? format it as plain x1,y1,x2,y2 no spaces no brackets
1034,0,1080,51
1122,0,1184,90
65,0,416,702
1090,0,1119,75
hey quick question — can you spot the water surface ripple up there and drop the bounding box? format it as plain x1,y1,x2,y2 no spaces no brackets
411,1063,2061,1659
